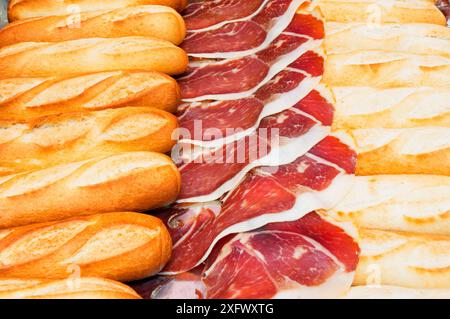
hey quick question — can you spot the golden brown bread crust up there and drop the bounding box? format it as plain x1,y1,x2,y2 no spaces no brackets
0,107,178,175
0,71,180,119
0,277,142,299
0,37,189,78
355,229,450,289
318,0,446,25
8,0,188,21
345,286,450,299
0,6,186,46
0,212,172,282
0,152,181,228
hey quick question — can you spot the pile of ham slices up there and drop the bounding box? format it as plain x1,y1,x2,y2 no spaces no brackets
133,0,361,299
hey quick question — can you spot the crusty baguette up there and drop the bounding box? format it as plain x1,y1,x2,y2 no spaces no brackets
344,286,450,299
0,71,180,118
329,175,450,235
335,127,450,176
0,212,172,282
0,37,189,78
0,6,186,47
0,107,178,175
0,277,142,299
355,229,450,289
332,87,450,129
325,23,450,57
0,152,181,228
324,51,450,88
318,0,446,25
8,0,188,21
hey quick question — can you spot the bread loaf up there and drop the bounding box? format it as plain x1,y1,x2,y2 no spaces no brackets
0,277,141,299
335,127,450,176
0,152,181,228
0,212,172,282
318,0,446,25
325,22,450,57
344,286,450,299
8,0,188,21
329,175,450,235
0,71,180,118
0,6,186,47
0,37,189,78
324,51,450,88
332,87,450,129
355,229,450,289
0,107,178,175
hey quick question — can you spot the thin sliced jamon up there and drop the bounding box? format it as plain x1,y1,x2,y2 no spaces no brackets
174,90,333,203
179,17,323,101
135,211,360,299
177,53,326,147
182,0,319,58
162,136,357,274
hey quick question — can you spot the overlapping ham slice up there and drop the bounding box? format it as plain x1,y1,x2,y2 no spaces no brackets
179,12,324,101
133,211,360,299
182,0,315,58
177,52,325,147
162,136,356,274
175,85,333,203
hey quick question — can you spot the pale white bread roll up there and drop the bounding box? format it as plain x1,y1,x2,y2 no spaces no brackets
325,22,450,57
0,107,178,175
344,286,450,299
332,87,450,129
324,51,450,87
335,127,450,176
0,6,186,47
0,277,141,299
8,0,188,21
0,152,181,228
0,212,172,282
0,71,180,118
329,175,450,235
318,0,446,25
0,37,189,78
355,229,450,289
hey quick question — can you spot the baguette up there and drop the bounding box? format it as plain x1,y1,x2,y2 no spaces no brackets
324,51,450,88
8,0,188,21
0,71,180,118
318,0,446,25
344,286,450,299
332,87,450,129
0,152,181,228
0,277,141,299
0,37,189,78
355,229,450,289
0,212,172,282
0,6,186,47
325,22,450,57
0,107,178,175
336,127,450,176
329,175,450,235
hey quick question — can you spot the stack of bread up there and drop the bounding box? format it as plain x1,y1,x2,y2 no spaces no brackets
0,0,189,299
318,0,450,298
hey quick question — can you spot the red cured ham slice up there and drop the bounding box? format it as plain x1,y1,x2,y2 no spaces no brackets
179,14,323,101
174,89,333,203
184,0,268,31
177,52,326,147
162,136,357,274
182,0,316,58
134,212,360,299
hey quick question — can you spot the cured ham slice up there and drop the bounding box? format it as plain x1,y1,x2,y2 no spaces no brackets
134,212,360,299
179,15,323,101
162,136,357,273
182,0,319,58
175,87,333,203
